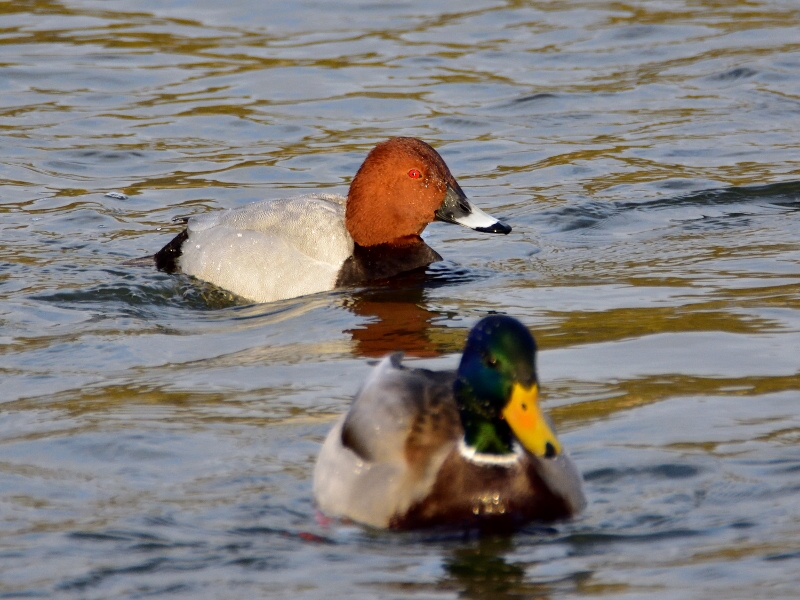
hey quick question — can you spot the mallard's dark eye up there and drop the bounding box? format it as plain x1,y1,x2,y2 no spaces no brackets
483,354,498,369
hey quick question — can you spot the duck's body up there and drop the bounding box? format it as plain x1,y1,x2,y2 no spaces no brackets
159,194,352,302
153,138,510,303
313,317,586,531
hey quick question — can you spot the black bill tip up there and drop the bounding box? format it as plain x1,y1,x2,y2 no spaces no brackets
475,221,512,235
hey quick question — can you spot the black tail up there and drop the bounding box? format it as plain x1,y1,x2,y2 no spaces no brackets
153,230,188,273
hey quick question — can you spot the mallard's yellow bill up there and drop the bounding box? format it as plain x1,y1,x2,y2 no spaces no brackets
502,383,561,458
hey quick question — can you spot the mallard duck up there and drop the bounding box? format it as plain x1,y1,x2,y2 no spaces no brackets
313,315,585,531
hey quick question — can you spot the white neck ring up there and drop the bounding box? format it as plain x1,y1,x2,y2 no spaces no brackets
458,439,523,467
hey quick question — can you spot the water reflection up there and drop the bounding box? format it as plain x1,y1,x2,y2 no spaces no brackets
342,268,439,358
342,262,478,358
441,536,548,600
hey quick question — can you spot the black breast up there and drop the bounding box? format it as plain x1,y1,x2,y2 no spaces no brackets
335,238,442,287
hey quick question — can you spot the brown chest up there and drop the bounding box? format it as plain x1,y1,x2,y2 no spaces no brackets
390,450,570,532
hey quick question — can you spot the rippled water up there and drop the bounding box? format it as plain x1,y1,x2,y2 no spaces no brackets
2,0,800,597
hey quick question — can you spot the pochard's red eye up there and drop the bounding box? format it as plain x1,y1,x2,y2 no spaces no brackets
408,169,421,179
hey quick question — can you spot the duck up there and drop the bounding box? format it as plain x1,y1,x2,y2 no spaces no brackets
153,137,511,303
313,315,586,531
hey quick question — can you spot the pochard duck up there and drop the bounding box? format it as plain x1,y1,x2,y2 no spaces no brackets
154,137,510,303
313,315,586,531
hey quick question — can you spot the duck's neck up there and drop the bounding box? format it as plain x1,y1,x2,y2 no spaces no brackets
381,234,426,247
454,380,515,455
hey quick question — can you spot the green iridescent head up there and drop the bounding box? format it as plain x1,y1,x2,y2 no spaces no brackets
455,315,560,458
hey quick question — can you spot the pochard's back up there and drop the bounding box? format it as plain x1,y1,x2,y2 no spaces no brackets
178,194,354,303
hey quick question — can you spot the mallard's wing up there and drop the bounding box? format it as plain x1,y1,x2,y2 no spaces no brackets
340,353,460,465
313,353,461,527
